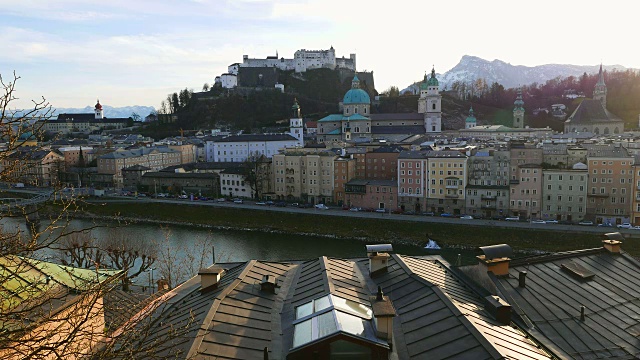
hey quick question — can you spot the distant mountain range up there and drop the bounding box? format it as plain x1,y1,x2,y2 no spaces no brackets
51,105,155,119
403,55,635,93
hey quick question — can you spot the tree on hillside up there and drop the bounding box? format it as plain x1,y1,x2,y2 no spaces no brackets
202,83,210,92
383,86,400,97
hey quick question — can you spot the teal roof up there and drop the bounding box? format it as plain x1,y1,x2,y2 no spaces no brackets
514,88,524,108
327,128,341,135
318,114,370,122
465,107,477,123
343,73,370,105
420,73,429,90
427,67,439,87
343,89,370,105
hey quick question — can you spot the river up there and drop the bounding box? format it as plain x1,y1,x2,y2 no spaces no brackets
1,217,479,284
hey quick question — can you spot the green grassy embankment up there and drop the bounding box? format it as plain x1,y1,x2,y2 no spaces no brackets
67,202,629,256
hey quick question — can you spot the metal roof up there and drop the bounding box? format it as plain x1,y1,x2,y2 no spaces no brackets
492,247,640,359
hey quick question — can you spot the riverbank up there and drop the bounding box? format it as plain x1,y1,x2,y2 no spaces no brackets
55,201,626,256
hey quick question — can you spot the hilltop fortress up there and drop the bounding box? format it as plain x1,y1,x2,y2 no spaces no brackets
216,46,356,89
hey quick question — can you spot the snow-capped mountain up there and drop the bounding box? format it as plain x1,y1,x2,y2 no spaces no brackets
51,105,155,120
403,55,633,93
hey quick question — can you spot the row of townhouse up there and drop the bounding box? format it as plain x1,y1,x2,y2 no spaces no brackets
97,147,182,187
264,142,640,225
389,142,637,225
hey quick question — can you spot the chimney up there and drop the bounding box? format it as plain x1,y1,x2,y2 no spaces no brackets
366,244,393,277
477,244,512,276
260,274,280,294
370,286,396,342
199,266,225,293
157,278,170,291
518,271,527,288
603,232,623,253
484,295,511,325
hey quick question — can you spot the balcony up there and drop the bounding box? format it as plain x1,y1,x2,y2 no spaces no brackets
445,194,459,199
446,185,459,189
481,205,497,210
588,193,609,198
509,179,519,185
481,195,497,200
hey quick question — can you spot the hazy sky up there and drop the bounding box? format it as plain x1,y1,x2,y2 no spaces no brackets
1,0,636,110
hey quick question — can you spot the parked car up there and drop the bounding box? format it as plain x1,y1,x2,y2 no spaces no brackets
632,226,640,230
460,215,474,220
578,220,594,226
403,210,416,215
199,197,208,201
439,213,453,217
618,223,632,229
422,211,435,216
597,222,613,227
375,208,386,213
297,203,312,208
349,207,362,212
275,201,287,207
545,219,558,224
256,201,266,205
178,194,188,199
216,198,227,202
505,216,520,221
530,220,546,224
314,204,329,210
233,198,243,204
291,203,299,207
265,200,275,206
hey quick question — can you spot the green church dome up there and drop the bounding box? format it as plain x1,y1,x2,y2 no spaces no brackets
419,73,429,90
427,67,439,87
465,106,477,123
343,74,370,105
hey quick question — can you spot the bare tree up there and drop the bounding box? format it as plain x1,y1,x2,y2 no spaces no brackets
155,226,214,289
242,151,270,200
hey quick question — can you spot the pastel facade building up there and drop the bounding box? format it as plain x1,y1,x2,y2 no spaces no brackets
541,169,588,222
509,142,543,219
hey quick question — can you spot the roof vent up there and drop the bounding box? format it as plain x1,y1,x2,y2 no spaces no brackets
199,266,225,294
484,295,511,325
370,286,396,342
366,244,393,277
477,244,512,276
561,262,595,280
603,232,623,253
260,274,280,294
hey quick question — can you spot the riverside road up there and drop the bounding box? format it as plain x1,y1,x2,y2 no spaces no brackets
92,196,638,237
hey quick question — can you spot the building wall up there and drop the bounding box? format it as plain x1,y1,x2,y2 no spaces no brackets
397,157,428,212
465,150,510,218
509,145,543,218
207,139,298,162
345,183,397,210
541,170,588,222
220,74,237,89
425,156,467,214
365,152,399,180
333,157,357,205
97,149,182,187
273,153,336,204
168,144,197,164
221,173,252,198
586,156,633,224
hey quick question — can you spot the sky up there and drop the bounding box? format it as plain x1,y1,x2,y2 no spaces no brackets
1,0,637,111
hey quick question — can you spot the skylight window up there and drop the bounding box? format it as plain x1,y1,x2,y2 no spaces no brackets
292,295,379,350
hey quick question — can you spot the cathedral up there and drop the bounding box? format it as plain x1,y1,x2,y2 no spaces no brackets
563,65,624,135
317,69,442,144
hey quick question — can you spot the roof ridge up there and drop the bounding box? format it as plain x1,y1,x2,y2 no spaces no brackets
510,248,605,266
186,260,256,358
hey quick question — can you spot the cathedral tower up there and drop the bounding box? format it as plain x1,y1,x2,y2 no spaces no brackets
424,67,442,133
513,89,524,129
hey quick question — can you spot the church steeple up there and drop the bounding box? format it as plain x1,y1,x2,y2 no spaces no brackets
593,63,607,108
351,73,360,89
513,88,525,129
289,98,303,145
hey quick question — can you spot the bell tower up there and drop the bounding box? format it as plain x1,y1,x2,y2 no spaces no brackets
289,98,304,145
94,99,103,120
593,64,607,108
513,89,524,129
424,67,442,133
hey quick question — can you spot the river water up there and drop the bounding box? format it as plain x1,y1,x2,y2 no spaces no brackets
2,217,478,283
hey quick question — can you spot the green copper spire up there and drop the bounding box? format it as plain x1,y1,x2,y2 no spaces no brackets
427,66,439,87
